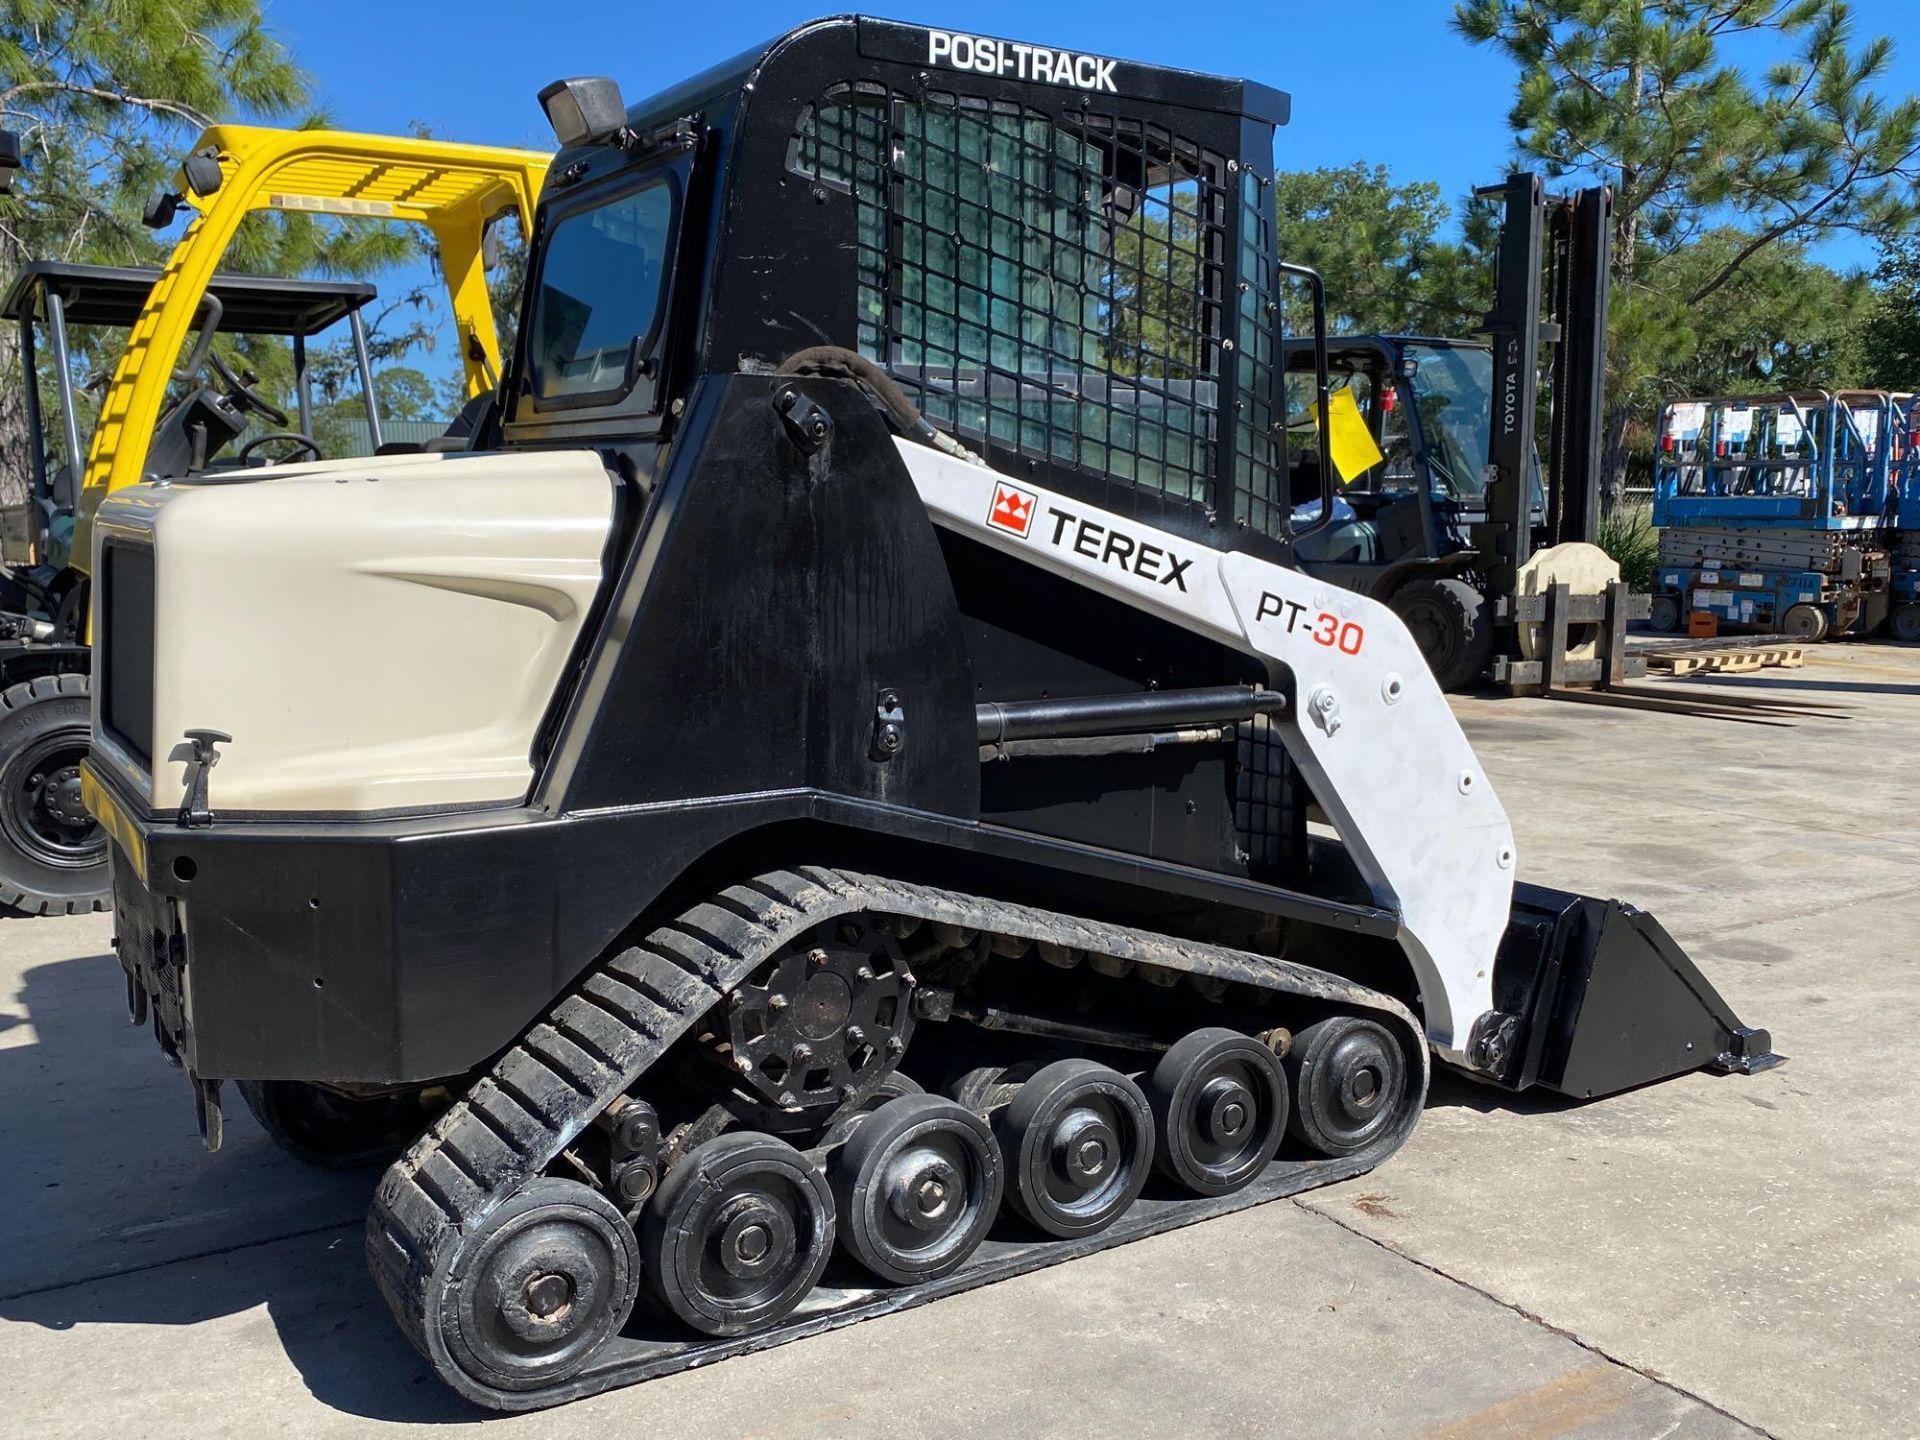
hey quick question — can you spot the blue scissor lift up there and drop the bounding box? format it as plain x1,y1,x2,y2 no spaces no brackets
1652,391,1902,641
1892,397,1920,642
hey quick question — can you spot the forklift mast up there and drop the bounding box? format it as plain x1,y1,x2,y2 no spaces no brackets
1473,173,1612,651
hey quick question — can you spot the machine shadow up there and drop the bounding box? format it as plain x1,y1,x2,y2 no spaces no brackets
1422,1066,1592,1116
0,948,482,1424
1691,674,1920,697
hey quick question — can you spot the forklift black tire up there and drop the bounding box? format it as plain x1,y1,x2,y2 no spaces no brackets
438,1176,642,1392
1892,605,1920,643
0,674,110,917
1388,578,1494,692
1781,604,1830,642
1283,1017,1408,1158
237,1079,427,1170
1648,594,1682,634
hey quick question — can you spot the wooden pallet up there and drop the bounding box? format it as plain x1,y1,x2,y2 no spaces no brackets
1641,644,1807,677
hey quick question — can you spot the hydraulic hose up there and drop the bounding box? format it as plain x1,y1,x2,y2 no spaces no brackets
776,345,980,464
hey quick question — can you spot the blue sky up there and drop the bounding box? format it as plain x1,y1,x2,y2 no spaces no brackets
263,0,1920,274
252,1,1920,389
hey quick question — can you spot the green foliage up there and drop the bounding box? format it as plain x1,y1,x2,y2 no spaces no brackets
1455,0,1920,497
1855,236,1920,387
0,1,310,502
1271,164,1491,337
0,4,451,507
0,0,309,270
1597,503,1659,591
1625,226,1870,395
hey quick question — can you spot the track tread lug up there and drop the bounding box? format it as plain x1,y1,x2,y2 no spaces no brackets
580,970,674,1035
437,1127,520,1192
551,996,643,1070
607,947,715,1010
417,1147,489,1217
741,870,834,911
660,906,755,965
492,1049,584,1128
522,1023,614,1097
711,884,787,929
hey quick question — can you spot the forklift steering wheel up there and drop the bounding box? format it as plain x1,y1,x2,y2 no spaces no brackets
208,351,292,427
237,431,323,465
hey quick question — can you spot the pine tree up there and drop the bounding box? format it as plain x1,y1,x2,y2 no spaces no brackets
0,2,421,506
1455,0,1920,502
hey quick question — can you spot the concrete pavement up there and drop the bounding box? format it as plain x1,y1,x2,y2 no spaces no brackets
1,643,1913,1437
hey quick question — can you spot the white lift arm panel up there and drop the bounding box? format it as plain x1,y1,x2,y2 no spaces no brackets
899,440,1516,1062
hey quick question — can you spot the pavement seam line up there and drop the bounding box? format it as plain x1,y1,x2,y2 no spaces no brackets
1289,1198,1781,1440
1698,878,1919,940
0,1218,362,1305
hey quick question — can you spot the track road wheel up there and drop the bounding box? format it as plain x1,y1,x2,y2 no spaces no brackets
1781,603,1830,642
437,1177,640,1392
1148,1028,1289,1196
1648,594,1682,634
237,1080,423,1170
642,1132,835,1337
831,1093,1002,1283
996,1059,1152,1238
1284,1017,1408,1158
0,675,109,916
1388,578,1493,692
1893,605,1920,643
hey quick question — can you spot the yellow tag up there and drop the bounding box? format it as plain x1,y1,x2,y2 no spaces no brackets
1317,388,1384,485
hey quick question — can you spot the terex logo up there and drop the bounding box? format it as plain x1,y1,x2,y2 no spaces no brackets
927,30,1120,93
1044,505,1192,591
988,481,1038,537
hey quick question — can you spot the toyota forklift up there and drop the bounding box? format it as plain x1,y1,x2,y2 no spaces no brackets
84,20,1773,1412
0,126,548,914
1284,176,1627,691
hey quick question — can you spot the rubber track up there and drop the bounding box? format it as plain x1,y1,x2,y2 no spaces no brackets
366,867,1426,1406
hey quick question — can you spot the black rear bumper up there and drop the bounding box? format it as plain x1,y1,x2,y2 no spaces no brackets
94,778,822,1086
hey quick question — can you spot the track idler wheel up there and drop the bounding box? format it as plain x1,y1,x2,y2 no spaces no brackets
1284,1016,1408,1158
642,1132,835,1337
996,1058,1152,1238
831,1093,1002,1283
1147,1028,1289,1196
436,1177,641,1392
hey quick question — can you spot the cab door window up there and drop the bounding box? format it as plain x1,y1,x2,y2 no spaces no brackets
525,178,677,408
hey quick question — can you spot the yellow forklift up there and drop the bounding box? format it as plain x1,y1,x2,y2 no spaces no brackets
1,126,547,914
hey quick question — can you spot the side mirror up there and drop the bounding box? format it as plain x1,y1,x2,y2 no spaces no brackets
182,149,224,198
143,189,183,229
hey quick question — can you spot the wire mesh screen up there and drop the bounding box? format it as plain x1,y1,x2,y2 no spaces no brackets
790,83,1229,505
1233,714,1300,881
1232,169,1285,538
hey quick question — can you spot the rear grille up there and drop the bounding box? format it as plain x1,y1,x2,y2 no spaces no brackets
101,542,156,767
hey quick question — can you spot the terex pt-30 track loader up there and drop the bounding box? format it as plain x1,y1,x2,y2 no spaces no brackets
84,20,1776,1410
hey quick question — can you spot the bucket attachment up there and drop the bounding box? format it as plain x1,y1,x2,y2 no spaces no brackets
1473,882,1782,1099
